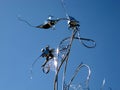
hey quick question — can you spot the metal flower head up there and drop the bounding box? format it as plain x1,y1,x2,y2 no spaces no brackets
18,15,68,30
67,16,80,30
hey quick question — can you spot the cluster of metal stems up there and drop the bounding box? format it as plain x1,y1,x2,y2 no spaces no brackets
24,15,96,90
18,0,111,90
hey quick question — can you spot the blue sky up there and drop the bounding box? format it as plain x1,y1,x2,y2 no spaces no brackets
0,0,120,90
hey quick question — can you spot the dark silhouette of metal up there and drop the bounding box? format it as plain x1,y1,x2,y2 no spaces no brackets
18,15,68,30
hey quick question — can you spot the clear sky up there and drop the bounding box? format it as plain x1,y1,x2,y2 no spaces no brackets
0,0,120,90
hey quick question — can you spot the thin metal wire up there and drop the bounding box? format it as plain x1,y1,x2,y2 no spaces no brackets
61,0,69,19
30,55,42,79
17,16,36,27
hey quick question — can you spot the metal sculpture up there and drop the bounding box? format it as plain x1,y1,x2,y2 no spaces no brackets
18,0,111,90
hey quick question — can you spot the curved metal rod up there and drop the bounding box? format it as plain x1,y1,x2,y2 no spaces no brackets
78,37,96,48
77,31,96,48
59,36,96,49
54,30,78,90
61,29,79,90
67,63,91,90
